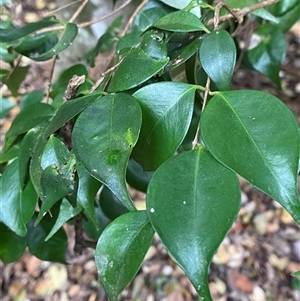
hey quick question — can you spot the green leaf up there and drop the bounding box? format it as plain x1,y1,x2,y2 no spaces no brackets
224,0,279,23
19,128,44,187
268,1,300,32
43,93,102,138
0,223,27,263
116,32,143,56
0,16,59,43
245,23,286,88
199,29,236,91
140,30,168,60
5,102,55,139
126,159,153,193
0,97,14,118
86,32,116,67
0,45,18,63
4,65,30,96
108,48,169,92
36,137,76,224
14,31,58,59
99,186,129,220
132,82,196,170
40,136,69,169
0,159,27,236
147,148,240,300
29,135,48,199
153,10,208,32
200,90,300,223
20,90,44,110
83,204,110,241
29,23,78,61
45,198,82,241
27,213,67,263
0,143,19,164
95,211,154,301
291,271,300,278
77,164,102,229
21,179,38,224
165,38,201,72
133,7,168,32
73,94,142,211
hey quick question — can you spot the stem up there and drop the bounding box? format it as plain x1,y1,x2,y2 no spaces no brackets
121,0,149,36
89,59,123,93
192,78,211,150
207,0,281,26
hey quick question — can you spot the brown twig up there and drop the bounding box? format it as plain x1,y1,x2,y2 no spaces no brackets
78,0,132,28
121,0,149,36
43,0,83,17
69,0,89,23
89,59,123,93
214,2,242,29
192,77,211,150
207,0,281,26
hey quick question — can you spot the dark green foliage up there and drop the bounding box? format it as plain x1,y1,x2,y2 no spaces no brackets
0,1,299,300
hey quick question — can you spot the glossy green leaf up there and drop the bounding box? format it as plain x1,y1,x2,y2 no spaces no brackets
268,1,300,32
132,82,196,170
0,159,27,236
0,223,27,263
29,135,48,199
36,137,76,224
5,102,55,139
4,65,30,96
29,23,78,61
19,128,44,187
20,90,44,110
0,144,19,164
246,23,286,88
147,148,240,300
77,164,102,229
165,38,201,72
73,94,142,211
200,90,300,223
21,180,38,224
40,136,70,169
27,213,67,263
269,0,299,15
95,211,154,301
0,16,59,42
43,93,102,138
14,31,58,59
126,159,153,193
83,204,110,241
45,198,82,241
133,7,168,31
140,30,168,60
0,98,14,118
99,186,129,220
199,29,236,91
153,10,207,32
116,32,143,56
108,48,169,92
